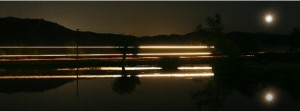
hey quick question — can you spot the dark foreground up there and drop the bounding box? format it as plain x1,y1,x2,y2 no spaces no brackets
0,54,300,111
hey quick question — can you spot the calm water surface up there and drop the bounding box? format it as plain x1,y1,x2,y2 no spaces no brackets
0,63,300,111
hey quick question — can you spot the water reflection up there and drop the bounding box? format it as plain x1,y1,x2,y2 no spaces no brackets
191,58,300,111
192,78,229,111
57,66,212,71
0,64,213,95
1,59,300,111
0,79,73,94
0,73,214,79
265,92,274,102
57,67,162,71
112,75,140,95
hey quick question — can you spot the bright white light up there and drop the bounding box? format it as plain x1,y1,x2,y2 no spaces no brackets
139,46,214,49
265,15,273,23
178,67,212,70
137,52,212,56
265,93,274,102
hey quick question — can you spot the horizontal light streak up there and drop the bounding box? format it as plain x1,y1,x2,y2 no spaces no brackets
0,73,214,79
57,67,162,71
57,66,212,71
137,52,211,56
139,46,214,49
0,56,220,61
241,55,255,57
140,57,160,59
179,55,222,58
137,73,214,77
101,67,162,70
0,54,76,57
0,52,211,57
0,46,214,49
178,67,212,70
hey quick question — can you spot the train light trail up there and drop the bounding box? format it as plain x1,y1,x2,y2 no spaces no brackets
178,67,212,70
0,52,211,58
0,45,214,49
57,66,212,71
57,67,162,71
0,73,214,79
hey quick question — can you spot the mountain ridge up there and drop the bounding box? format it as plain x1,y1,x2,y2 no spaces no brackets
0,17,290,46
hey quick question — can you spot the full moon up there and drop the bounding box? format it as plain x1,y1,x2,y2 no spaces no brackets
265,15,273,23
265,93,274,102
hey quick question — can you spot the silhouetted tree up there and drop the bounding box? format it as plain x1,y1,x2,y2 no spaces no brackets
289,27,300,51
112,75,140,95
194,13,239,57
194,13,224,46
115,35,139,76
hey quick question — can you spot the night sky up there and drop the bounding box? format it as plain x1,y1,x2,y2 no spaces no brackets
1,1,300,36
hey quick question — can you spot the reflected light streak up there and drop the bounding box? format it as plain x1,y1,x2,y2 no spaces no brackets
57,66,212,71
178,67,212,70
1,56,221,61
0,46,214,49
58,67,162,71
140,57,160,59
0,73,214,79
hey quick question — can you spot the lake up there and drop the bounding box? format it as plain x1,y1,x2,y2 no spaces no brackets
0,46,300,111
0,61,300,111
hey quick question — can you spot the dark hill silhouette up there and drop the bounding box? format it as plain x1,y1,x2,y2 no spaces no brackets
0,17,72,33
0,17,73,45
0,17,290,46
0,17,123,46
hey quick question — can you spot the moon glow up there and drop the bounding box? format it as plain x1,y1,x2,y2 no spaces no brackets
265,15,273,23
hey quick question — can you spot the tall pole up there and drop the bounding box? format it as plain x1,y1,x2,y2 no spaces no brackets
76,29,79,97
76,42,79,97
